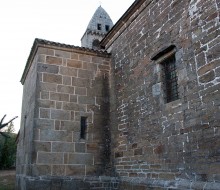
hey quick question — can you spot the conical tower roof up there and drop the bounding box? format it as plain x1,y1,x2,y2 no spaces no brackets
81,6,113,49
86,6,113,34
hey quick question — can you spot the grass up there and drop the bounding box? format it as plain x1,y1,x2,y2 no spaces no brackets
0,170,15,190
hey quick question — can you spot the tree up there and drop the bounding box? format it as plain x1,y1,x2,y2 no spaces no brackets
0,119,17,169
0,115,17,138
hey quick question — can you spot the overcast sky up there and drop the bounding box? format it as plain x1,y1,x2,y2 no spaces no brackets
0,0,135,132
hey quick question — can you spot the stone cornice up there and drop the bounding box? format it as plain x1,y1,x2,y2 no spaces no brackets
20,38,110,84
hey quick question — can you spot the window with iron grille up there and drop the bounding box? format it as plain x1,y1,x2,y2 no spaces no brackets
80,117,87,139
161,55,179,103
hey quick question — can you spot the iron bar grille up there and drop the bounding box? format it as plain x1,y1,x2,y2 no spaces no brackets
162,55,179,103
80,117,87,139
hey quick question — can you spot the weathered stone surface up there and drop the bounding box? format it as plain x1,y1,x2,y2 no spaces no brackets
75,87,87,95
46,56,62,65
16,1,220,189
59,66,77,77
52,142,75,152
52,165,65,176
55,50,71,58
43,73,62,84
199,70,215,83
67,59,82,68
72,77,90,87
68,153,93,165
34,141,51,152
37,63,59,74
37,152,63,164
40,129,72,142
65,165,85,176
78,69,94,79
63,102,86,111
75,143,86,153
57,85,75,94
50,92,69,102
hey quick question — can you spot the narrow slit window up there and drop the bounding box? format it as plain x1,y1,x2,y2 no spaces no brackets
97,24,101,30
161,55,179,103
80,117,87,139
105,25,110,32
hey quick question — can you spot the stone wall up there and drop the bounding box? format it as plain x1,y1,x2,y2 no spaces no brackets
16,41,112,189
106,0,220,189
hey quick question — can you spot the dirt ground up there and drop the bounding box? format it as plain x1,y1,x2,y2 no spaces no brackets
0,170,16,190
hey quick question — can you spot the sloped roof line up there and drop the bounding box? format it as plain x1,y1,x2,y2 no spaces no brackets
20,38,110,84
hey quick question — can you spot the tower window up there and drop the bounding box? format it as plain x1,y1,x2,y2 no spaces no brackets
161,55,179,103
80,117,87,139
105,25,110,32
97,24,101,30
92,39,100,49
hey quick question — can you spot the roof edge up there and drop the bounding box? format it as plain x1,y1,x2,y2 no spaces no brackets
20,38,111,84
100,0,151,47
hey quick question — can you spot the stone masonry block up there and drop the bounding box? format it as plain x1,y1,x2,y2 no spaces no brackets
57,85,75,94
52,142,75,152
59,66,77,77
32,164,51,176
65,165,85,176
82,62,98,71
60,121,80,132
51,109,70,120
63,76,71,85
37,152,63,164
92,56,103,64
41,91,49,99
46,56,62,65
52,165,65,176
38,82,57,92
34,141,51,152
75,143,86,153
43,73,62,84
70,95,77,103
199,70,215,83
34,118,54,130
50,92,69,101
37,47,54,55
67,59,82,68
55,50,71,59
39,108,50,119
71,53,79,60
37,99,55,109
37,63,59,74
40,129,72,142
68,153,93,165
197,60,219,76
79,54,91,62
75,87,87,95
78,69,94,79
78,96,95,105
72,77,90,87
63,102,86,112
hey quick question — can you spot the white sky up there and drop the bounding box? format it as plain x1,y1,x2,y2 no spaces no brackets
0,0,135,133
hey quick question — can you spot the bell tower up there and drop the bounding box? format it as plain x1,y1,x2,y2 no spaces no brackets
81,6,113,49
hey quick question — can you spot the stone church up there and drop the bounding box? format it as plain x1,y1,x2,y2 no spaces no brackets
16,0,220,189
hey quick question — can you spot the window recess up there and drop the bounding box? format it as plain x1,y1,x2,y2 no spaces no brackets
80,117,87,139
161,55,179,103
151,45,179,103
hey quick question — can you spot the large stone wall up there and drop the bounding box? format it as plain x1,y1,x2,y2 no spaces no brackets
16,42,113,189
106,0,220,189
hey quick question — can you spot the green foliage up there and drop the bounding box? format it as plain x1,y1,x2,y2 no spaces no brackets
0,122,17,169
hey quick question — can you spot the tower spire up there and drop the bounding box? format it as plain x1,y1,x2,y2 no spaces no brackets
81,6,113,49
